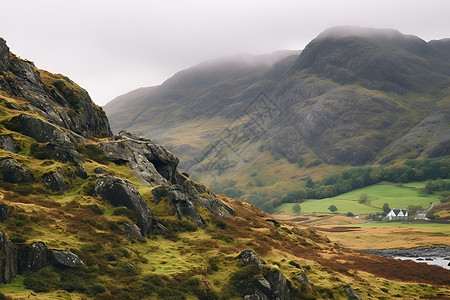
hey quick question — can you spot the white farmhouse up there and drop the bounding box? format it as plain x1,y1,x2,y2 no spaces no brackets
386,209,408,220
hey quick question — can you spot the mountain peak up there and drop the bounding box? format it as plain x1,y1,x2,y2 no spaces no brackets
316,26,405,41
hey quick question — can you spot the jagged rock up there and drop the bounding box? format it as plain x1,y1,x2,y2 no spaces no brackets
6,114,87,178
121,223,143,239
237,249,265,267
151,185,170,204
265,270,291,300
48,250,83,268
343,285,361,300
296,273,312,286
95,176,152,236
0,231,18,284
182,180,235,217
0,157,32,183
100,131,178,186
18,242,49,273
0,203,11,222
0,135,20,153
251,278,272,299
0,38,8,71
0,38,111,138
168,185,204,226
43,168,69,192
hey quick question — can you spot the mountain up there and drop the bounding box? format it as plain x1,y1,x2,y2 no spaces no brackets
104,26,450,206
2,37,450,299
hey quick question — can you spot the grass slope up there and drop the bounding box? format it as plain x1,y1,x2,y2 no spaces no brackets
275,183,440,214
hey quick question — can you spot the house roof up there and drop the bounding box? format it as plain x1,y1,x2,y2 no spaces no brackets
391,209,408,216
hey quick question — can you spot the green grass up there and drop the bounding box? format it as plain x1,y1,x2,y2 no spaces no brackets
275,183,440,214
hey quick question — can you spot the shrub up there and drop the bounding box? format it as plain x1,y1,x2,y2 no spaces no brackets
306,159,323,168
29,142,54,159
90,285,106,295
226,265,261,296
76,144,108,164
208,256,220,273
24,267,60,292
112,207,138,223
346,212,354,217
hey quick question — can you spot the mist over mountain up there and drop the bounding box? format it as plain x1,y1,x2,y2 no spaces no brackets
105,26,450,180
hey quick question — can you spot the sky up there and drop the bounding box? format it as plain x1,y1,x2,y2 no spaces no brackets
1,0,450,106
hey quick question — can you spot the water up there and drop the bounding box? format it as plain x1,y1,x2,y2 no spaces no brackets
394,256,450,270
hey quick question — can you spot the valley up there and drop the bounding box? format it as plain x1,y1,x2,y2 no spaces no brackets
0,26,449,300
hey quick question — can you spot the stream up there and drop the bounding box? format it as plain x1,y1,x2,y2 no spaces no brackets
364,246,450,270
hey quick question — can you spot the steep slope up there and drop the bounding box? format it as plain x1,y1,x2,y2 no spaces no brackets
1,38,449,299
105,27,450,207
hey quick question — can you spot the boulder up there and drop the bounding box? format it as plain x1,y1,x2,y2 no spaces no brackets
296,273,312,286
100,131,178,186
43,168,69,192
48,250,83,268
264,270,291,300
6,114,87,178
18,242,49,273
0,135,20,153
0,157,33,183
0,231,18,284
93,167,108,174
121,223,143,239
0,203,11,222
95,176,153,236
237,249,265,267
168,185,204,226
343,285,362,300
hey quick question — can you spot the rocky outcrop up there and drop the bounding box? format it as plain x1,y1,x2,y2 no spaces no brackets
168,185,205,226
43,168,69,192
48,250,83,268
18,242,49,273
238,249,291,300
0,38,111,138
95,176,152,236
237,249,265,267
0,157,32,183
6,114,87,178
0,38,8,71
343,285,361,300
0,231,17,284
100,131,178,186
0,135,20,153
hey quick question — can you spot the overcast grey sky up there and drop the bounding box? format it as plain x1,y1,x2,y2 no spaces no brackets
2,0,450,105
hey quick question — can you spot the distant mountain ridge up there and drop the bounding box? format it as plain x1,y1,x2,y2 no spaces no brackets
105,26,450,192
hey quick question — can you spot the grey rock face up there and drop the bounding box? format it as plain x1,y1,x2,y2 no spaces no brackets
0,157,32,183
264,270,291,300
168,185,204,226
7,114,87,178
0,231,18,284
0,135,20,153
238,249,265,267
100,131,178,186
0,38,111,138
18,242,49,273
43,168,69,192
48,250,83,268
0,38,8,71
95,176,153,236
343,285,362,300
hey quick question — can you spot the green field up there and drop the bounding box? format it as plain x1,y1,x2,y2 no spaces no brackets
275,183,440,215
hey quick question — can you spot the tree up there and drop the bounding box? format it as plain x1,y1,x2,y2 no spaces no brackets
358,193,370,205
328,205,337,213
382,203,391,214
292,203,301,214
